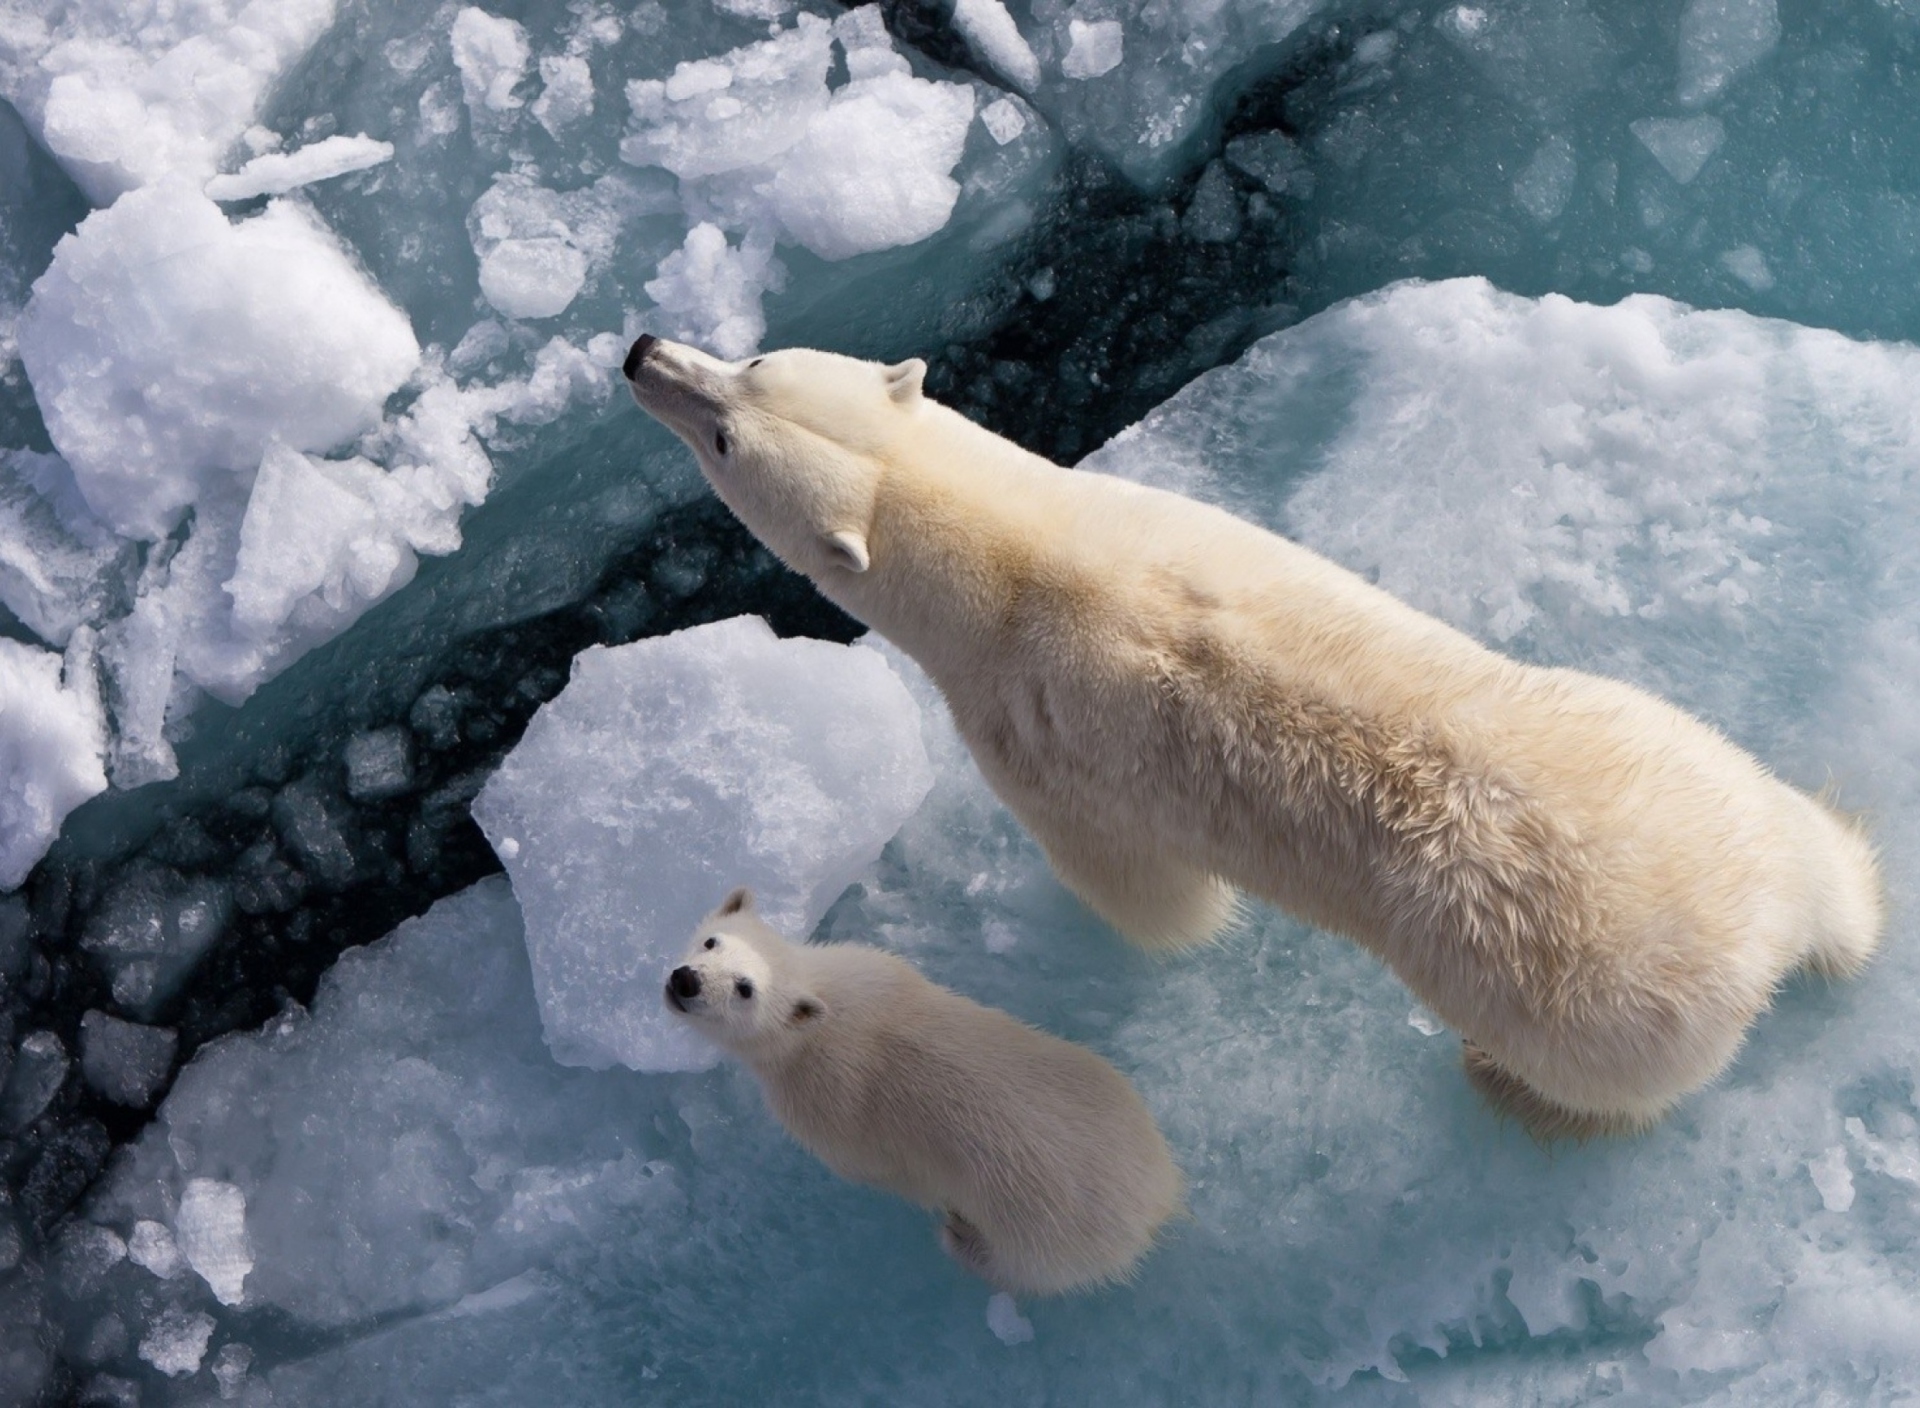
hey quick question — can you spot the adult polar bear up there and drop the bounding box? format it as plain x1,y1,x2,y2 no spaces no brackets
623,333,1884,1139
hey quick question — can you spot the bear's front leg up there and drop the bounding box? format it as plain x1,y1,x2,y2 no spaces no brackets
1036,825,1240,951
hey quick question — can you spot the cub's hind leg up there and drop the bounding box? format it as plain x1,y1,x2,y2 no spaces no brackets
1461,1042,1651,1143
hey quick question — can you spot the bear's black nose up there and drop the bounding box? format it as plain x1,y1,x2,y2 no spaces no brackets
623,334,658,381
667,966,701,1008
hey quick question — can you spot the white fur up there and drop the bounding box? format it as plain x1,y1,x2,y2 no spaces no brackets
665,889,1183,1294
628,338,1886,1139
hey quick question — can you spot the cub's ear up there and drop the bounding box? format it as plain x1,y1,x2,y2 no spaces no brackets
717,887,754,916
790,995,826,1025
822,528,870,573
885,358,926,404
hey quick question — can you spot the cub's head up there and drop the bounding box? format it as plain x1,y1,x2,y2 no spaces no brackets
622,334,926,584
663,886,826,1058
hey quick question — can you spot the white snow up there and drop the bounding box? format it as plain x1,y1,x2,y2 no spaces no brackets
0,637,107,890
472,616,934,1072
0,0,340,201
205,134,395,202
17,180,421,541
175,1178,253,1306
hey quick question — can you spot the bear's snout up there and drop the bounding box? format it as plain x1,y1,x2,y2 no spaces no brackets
623,334,658,381
666,964,702,1012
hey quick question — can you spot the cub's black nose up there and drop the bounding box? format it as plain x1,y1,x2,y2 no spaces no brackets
668,965,701,1004
623,334,658,380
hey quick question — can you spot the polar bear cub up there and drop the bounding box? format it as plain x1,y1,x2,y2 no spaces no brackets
664,889,1182,1296
625,334,1884,1140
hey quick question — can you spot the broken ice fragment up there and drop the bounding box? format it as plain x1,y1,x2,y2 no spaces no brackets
176,1179,253,1306
139,1309,216,1377
205,134,395,201
1630,116,1725,185
1061,21,1124,80
79,1012,178,1108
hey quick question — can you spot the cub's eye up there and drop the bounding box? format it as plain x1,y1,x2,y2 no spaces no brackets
735,979,755,999
713,429,730,456
703,936,719,950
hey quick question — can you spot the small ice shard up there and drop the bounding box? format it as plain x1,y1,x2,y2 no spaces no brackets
128,1221,187,1280
472,616,934,1072
79,1011,178,1107
980,98,1028,145
451,8,531,115
1406,1007,1445,1037
1,1031,69,1131
17,181,420,541
1513,135,1578,224
211,1343,253,1398
951,0,1042,93
1807,1146,1855,1212
0,450,125,649
1630,115,1725,185
138,1308,216,1377
1720,244,1774,290
533,55,595,136
205,134,394,201
1061,20,1125,80
1677,0,1780,107
0,638,108,891
986,1292,1034,1345
176,1178,253,1306
344,727,414,801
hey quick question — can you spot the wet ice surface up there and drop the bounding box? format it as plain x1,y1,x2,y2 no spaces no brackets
1,0,1919,1400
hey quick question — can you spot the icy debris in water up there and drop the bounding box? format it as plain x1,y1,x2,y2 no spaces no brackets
451,8,531,115
1,1031,68,1131
1061,20,1125,79
79,1012,177,1108
980,98,1029,145
128,1220,187,1280
1512,135,1578,224
344,727,415,801
82,866,230,1018
1183,161,1242,243
0,450,124,650
986,1293,1034,1345
645,224,784,361
472,616,933,1072
211,1343,254,1399
952,0,1043,93
0,637,108,890
206,134,394,201
1224,132,1312,199
139,1308,216,1377
1720,244,1774,291
176,1178,253,1306
1630,116,1726,185
1807,1146,1855,1212
1677,0,1780,107
533,55,595,137
1406,1007,1445,1037
17,181,420,541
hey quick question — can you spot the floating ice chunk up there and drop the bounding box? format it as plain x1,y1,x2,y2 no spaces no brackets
139,1308,215,1377
0,637,108,890
1406,1007,1445,1037
1677,0,1780,107
1807,1146,1855,1212
450,8,530,115
769,60,976,261
79,1011,177,1107
532,54,595,137
622,16,835,180
0,0,339,202
1720,244,1774,291
81,865,230,1017
344,726,414,801
1224,132,1312,198
645,224,783,361
1183,161,1241,243
986,1292,1034,1345
205,134,395,201
1061,20,1125,80
17,182,420,541
0,1030,67,1130
1631,115,1726,185
0,450,125,648
952,0,1042,93
128,1220,187,1280
467,173,643,321
177,1179,253,1306
472,616,934,1072
1512,134,1578,224
980,98,1029,145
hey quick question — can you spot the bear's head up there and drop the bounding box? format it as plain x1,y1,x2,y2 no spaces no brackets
663,887,826,1059
623,334,925,584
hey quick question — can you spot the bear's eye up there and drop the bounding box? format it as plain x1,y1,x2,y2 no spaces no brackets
748,357,764,369
735,979,754,999
713,429,729,456
703,936,719,950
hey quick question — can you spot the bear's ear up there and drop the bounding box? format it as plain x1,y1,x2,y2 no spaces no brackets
717,887,754,916
790,995,826,1025
885,358,925,404
822,528,870,574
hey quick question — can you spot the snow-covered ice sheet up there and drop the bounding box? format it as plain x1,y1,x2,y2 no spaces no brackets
52,279,1920,1403
473,615,933,1071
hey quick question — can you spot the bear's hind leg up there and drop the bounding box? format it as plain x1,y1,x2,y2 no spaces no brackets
1461,1042,1649,1143
1040,834,1239,951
